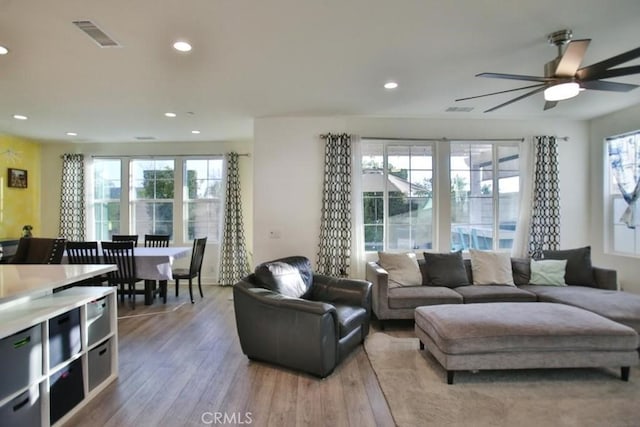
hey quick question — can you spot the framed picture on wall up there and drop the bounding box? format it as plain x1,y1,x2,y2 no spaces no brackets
8,168,28,188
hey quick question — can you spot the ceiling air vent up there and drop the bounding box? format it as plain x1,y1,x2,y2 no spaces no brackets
135,136,156,141
72,20,120,48
446,106,474,112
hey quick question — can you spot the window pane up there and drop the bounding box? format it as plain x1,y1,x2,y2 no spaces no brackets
450,142,519,251
93,159,121,240
184,158,223,242
362,142,385,251
131,159,175,238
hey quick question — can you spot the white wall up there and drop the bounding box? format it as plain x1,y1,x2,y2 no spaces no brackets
589,104,640,294
40,140,253,284
253,116,590,268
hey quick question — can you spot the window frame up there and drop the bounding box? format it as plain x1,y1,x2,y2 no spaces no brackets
89,156,223,244
360,138,520,253
604,130,640,257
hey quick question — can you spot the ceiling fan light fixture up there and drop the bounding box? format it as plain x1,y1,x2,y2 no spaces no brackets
544,82,580,101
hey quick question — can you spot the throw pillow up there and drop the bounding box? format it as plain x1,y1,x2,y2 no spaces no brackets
422,251,469,288
378,252,422,288
542,246,594,285
529,259,568,286
469,249,515,286
255,261,310,298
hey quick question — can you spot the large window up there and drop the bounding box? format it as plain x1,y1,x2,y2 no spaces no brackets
93,159,122,240
184,159,224,241
90,156,223,243
362,142,434,251
361,139,519,252
450,143,519,251
131,159,175,237
606,131,640,256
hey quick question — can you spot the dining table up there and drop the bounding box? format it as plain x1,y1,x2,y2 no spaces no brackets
62,245,191,305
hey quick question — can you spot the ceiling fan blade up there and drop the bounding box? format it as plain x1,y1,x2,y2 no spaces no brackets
554,39,590,77
484,86,547,113
544,101,558,111
577,46,640,80
577,65,640,81
580,80,639,92
477,72,552,83
455,84,544,101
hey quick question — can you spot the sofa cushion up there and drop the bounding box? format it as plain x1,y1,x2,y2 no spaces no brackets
255,256,313,298
378,252,422,288
520,285,640,333
469,250,515,286
388,286,463,309
423,251,469,288
511,257,531,286
529,259,568,286
542,246,594,286
454,285,537,303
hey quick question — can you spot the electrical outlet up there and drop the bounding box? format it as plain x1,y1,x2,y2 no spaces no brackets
269,230,281,239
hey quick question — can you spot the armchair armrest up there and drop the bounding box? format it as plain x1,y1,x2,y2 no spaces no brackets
233,279,339,377
310,274,372,311
592,267,618,290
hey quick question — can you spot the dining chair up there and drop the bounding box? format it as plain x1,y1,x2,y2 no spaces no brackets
111,234,139,247
64,241,106,285
144,234,170,248
101,241,139,308
10,237,67,264
172,237,207,303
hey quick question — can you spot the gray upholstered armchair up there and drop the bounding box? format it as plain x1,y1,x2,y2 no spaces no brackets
233,256,372,378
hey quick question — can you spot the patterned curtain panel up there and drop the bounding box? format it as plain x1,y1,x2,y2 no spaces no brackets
218,152,250,286
528,136,560,258
607,132,640,229
59,153,85,241
317,133,352,276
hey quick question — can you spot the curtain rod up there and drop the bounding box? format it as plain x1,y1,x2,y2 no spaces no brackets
88,153,250,159
362,137,525,142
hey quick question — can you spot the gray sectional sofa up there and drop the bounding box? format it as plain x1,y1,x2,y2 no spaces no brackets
366,256,640,335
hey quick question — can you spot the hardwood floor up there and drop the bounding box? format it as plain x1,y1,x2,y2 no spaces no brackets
66,286,401,427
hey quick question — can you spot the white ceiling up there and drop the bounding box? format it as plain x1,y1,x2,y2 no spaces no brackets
1,0,640,144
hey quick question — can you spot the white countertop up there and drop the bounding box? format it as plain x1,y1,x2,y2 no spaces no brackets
0,264,116,305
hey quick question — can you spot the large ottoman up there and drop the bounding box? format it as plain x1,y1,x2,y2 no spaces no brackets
414,302,639,384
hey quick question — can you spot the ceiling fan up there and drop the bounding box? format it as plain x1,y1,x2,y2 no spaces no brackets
456,29,640,112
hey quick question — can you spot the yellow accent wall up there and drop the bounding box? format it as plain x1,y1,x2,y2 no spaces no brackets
0,135,41,239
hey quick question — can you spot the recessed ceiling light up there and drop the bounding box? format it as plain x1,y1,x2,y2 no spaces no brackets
164,112,177,118
173,41,192,52
384,81,398,89
13,114,27,120
0,46,8,55
191,130,201,134
66,132,78,136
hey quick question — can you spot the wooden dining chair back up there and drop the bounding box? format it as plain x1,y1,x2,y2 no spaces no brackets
111,234,139,247
101,241,139,308
172,237,207,303
65,241,106,285
10,237,67,264
65,241,101,264
144,234,170,248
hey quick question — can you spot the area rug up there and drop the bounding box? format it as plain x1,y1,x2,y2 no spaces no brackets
364,332,640,427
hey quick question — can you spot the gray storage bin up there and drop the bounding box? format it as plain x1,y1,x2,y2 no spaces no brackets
87,297,111,346
0,325,42,401
88,339,112,391
49,308,81,368
0,384,41,427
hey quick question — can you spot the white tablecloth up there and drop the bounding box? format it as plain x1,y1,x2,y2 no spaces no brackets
63,246,191,281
